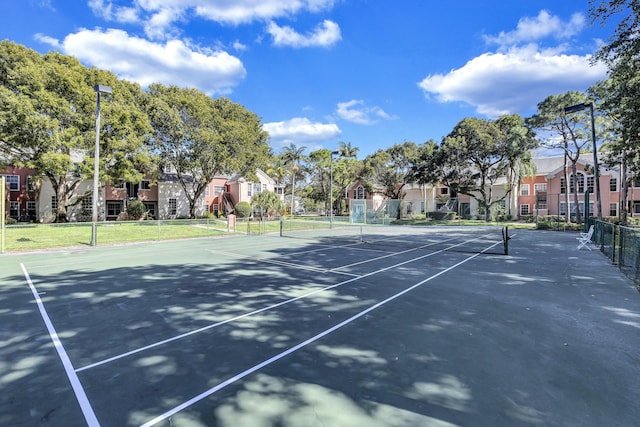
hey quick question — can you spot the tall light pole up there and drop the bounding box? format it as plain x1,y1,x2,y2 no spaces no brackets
330,150,340,228
91,85,112,246
563,102,602,221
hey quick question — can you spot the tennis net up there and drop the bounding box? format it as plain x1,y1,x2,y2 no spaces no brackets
279,219,509,255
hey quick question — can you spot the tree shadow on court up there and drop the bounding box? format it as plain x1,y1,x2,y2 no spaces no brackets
1,229,639,427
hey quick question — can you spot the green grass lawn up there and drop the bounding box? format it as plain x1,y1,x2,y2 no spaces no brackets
1,219,240,252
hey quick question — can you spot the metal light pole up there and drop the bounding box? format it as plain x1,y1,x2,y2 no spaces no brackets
330,150,339,228
91,85,112,246
563,102,602,221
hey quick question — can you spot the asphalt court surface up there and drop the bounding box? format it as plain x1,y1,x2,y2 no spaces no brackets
1,228,639,427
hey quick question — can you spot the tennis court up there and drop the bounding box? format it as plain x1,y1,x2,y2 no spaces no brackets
1,226,639,427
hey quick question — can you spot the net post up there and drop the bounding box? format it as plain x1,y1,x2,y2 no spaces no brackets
503,226,509,255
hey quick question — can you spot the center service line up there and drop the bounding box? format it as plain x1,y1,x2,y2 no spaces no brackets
140,241,502,427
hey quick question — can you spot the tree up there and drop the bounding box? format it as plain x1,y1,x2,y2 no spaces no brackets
251,190,284,219
589,76,636,224
145,86,270,218
305,149,332,213
495,114,538,218
266,156,287,197
527,92,593,223
332,156,362,215
436,116,535,221
408,139,442,214
338,141,359,159
362,141,419,219
280,143,306,214
0,41,152,222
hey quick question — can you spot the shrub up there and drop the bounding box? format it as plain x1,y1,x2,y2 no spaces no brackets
126,199,147,220
426,211,456,221
234,201,251,218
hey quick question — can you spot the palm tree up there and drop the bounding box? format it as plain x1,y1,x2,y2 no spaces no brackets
266,156,287,200
338,141,359,159
281,143,306,214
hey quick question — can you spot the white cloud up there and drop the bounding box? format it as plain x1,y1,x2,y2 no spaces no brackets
40,28,246,95
263,117,341,147
483,10,586,47
336,100,396,125
88,0,338,39
418,44,607,117
195,0,337,25
88,0,140,24
418,10,606,117
267,20,341,48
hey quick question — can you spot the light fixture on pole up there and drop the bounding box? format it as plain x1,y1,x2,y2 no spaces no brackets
91,84,112,246
563,102,602,221
330,150,340,228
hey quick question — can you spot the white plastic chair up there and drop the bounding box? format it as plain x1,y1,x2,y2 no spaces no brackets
577,225,594,250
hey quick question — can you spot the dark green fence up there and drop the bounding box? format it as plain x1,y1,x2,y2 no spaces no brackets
589,219,640,289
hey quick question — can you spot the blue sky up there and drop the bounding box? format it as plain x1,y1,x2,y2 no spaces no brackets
1,1,618,158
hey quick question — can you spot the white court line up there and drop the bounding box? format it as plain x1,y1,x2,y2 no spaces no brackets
139,238,504,427
20,263,100,427
76,236,490,372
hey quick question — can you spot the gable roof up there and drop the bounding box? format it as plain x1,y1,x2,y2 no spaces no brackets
533,154,617,178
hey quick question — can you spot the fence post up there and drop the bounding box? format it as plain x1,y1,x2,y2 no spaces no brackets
1,176,5,254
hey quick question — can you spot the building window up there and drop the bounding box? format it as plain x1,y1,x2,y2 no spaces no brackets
143,202,156,219
204,185,210,196
560,178,566,194
169,198,177,216
247,183,253,197
51,195,58,210
27,176,34,191
536,192,547,210
569,173,585,194
82,197,92,211
610,203,617,217
610,177,617,192
520,204,530,216
214,186,225,196
106,201,122,217
27,201,36,218
534,183,547,192
9,201,19,218
355,185,365,199
520,184,530,196
140,180,151,190
262,184,267,192
213,203,219,213
3,175,19,191
440,187,449,195
587,176,594,193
